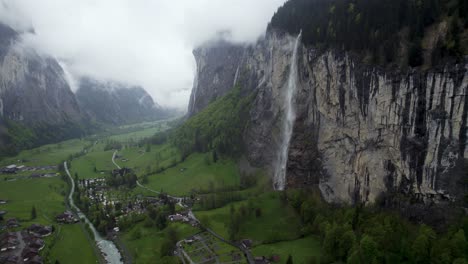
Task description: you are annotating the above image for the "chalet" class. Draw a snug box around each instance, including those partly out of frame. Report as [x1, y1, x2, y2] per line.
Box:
[0, 200, 7, 205]
[0, 165, 17, 174]
[28, 238, 45, 251]
[56, 211, 78, 224]
[0, 236, 18, 252]
[25, 255, 43, 264]
[241, 239, 253, 249]
[6, 218, 19, 228]
[0, 255, 19, 264]
[28, 224, 52, 237]
[22, 247, 39, 262]
[168, 214, 187, 222]
[254, 256, 270, 264]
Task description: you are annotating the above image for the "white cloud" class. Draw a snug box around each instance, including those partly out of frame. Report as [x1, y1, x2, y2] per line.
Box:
[0, 0, 286, 109]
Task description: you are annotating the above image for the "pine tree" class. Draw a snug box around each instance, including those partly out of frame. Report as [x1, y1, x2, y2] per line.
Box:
[31, 206, 37, 220]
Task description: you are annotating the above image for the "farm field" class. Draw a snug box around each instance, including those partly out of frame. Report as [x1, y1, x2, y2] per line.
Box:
[251, 236, 322, 264]
[145, 152, 240, 196]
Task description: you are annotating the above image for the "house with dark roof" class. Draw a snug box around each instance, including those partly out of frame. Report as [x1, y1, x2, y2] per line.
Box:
[27, 224, 52, 238]
[22, 247, 39, 262]
[28, 238, 45, 251]
[56, 211, 78, 224]
[25, 255, 43, 264]
[5, 218, 19, 228]
[0, 255, 19, 264]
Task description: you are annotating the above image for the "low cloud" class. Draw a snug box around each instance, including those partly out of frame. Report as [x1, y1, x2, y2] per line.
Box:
[0, 0, 286, 109]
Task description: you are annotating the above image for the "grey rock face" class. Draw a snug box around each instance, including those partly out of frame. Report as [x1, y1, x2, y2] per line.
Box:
[0, 24, 82, 126]
[187, 40, 245, 116]
[76, 78, 167, 126]
[190, 31, 468, 205]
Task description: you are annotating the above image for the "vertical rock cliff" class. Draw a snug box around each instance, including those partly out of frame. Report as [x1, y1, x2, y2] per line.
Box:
[187, 40, 245, 116]
[189, 31, 468, 207]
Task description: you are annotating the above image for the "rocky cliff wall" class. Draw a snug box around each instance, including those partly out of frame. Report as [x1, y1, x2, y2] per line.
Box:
[0, 24, 82, 126]
[191, 32, 468, 206]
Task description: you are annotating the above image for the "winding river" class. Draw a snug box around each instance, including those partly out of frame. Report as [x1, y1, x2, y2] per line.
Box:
[64, 161, 124, 264]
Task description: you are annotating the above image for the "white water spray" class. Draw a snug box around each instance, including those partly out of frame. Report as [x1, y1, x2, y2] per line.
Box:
[274, 31, 302, 191]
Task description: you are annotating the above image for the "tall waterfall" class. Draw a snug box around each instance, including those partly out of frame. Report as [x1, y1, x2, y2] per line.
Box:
[274, 31, 302, 191]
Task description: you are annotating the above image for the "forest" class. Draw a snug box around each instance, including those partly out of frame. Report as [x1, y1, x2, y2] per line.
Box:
[268, 0, 468, 67]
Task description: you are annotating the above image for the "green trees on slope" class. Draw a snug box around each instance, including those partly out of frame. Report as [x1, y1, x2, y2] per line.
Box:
[269, 0, 467, 67]
[171, 86, 254, 159]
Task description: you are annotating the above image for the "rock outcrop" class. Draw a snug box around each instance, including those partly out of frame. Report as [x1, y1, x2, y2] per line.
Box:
[190, 31, 468, 206]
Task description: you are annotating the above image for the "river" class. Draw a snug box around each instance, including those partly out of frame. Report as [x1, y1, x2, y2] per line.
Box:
[64, 161, 124, 264]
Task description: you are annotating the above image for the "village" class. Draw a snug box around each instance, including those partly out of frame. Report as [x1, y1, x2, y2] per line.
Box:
[0, 195, 80, 264]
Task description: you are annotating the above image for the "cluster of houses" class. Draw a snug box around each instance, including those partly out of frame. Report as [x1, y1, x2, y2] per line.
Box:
[55, 211, 78, 224]
[0, 165, 57, 175]
[168, 212, 198, 227]
[0, 224, 52, 264]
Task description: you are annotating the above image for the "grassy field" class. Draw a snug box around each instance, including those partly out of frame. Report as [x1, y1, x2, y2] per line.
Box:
[48, 224, 100, 264]
[145, 152, 240, 196]
[194, 192, 302, 243]
[0, 138, 90, 167]
[117, 144, 179, 176]
[0, 137, 100, 263]
[70, 150, 114, 179]
[109, 120, 168, 142]
[121, 222, 198, 264]
[0, 174, 99, 263]
[251, 236, 321, 264]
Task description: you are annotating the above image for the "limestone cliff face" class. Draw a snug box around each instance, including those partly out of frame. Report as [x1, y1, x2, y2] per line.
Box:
[187, 40, 245, 116]
[190, 31, 468, 206]
[0, 23, 82, 126]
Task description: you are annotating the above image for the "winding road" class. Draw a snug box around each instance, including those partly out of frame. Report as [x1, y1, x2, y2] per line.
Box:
[112, 150, 254, 264]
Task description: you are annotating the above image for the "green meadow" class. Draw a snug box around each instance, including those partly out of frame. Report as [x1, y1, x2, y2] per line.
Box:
[145, 152, 240, 196]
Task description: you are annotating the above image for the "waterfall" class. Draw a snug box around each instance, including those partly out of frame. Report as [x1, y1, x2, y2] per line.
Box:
[274, 31, 302, 191]
[190, 68, 199, 113]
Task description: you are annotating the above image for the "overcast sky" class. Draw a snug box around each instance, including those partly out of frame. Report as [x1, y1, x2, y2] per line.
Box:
[0, 0, 286, 109]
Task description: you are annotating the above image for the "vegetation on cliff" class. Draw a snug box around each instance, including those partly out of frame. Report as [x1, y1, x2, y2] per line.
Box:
[171, 86, 254, 159]
[269, 0, 468, 67]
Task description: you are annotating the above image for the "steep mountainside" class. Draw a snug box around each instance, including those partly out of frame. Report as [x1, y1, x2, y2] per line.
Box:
[187, 1, 468, 213]
[187, 40, 245, 116]
[0, 23, 86, 155]
[76, 78, 168, 126]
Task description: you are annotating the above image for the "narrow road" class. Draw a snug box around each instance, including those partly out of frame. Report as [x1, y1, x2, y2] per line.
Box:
[112, 151, 121, 169]
[111, 150, 252, 263]
[64, 161, 124, 264]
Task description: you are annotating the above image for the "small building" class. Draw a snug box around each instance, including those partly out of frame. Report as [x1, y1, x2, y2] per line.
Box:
[6, 218, 19, 228]
[56, 211, 78, 224]
[254, 256, 270, 264]
[241, 239, 253, 249]
[25, 255, 43, 264]
[22, 247, 39, 262]
[28, 224, 53, 237]
[28, 238, 45, 251]
[0, 200, 8, 204]
[168, 214, 184, 222]
[0, 237, 18, 252]
[0, 255, 19, 264]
